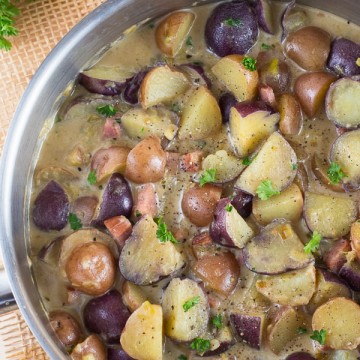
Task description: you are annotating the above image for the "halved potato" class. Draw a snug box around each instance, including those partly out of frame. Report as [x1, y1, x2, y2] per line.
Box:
[256, 264, 316, 306]
[122, 281, 148, 313]
[162, 278, 209, 342]
[229, 102, 279, 157]
[155, 11, 195, 57]
[212, 55, 259, 102]
[178, 86, 222, 140]
[201, 150, 245, 183]
[312, 297, 360, 350]
[140, 65, 190, 108]
[243, 221, 314, 275]
[121, 107, 178, 140]
[119, 215, 185, 285]
[268, 307, 305, 354]
[252, 182, 303, 225]
[304, 192, 357, 239]
[330, 129, 360, 190]
[278, 93, 302, 135]
[120, 301, 163, 360]
[235, 132, 297, 195]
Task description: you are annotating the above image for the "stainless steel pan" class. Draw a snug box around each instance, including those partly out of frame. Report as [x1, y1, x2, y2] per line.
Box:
[1, 0, 359, 358]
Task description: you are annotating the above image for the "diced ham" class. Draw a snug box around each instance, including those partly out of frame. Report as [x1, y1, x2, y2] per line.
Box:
[179, 151, 204, 172]
[259, 84, 277, 110]
[104, 215, 132, 249]
[102, 118, 121, 139]
[323, 238, 351, 273]
[132, 183, 157, 219]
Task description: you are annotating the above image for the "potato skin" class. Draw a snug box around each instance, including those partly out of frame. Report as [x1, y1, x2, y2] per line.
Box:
[49, 311, 83, 349]
[125, 136, 166, 183]
[181, 184, 222, 226]
[71, 334, 107, 360]
[278, 93, 302, 135]
[294, 72, 337, 118]
[285, 26, 331, 71]
[65, 242, 116, 296]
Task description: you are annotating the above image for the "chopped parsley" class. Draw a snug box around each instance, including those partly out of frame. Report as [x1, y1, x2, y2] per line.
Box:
[96, 104, 117, 117]
[186, 36, 193, 46]
[199, 169, 216, 187]
[242, 56, 257, 71]
[190, 338, 211, 353]
[304, 230, 322, 254]
[148, 22, 155, 29]
[178, 355, 187, 360]
[256, 180, 280, 200]
[297, 327, 307, 334]
[225, 204, 233, 212]
[135, 210, 142, 218]
[292, 163, 298, 170]
[183, 296, 200, 312]
[327, 162, 346, 184]
[171, 102, 181, 113]
[155, 217, 178, 244]
[87, 170, 97, 185]
[310, 329, 327, 345]
[223, 17, 242, 27]
[242, 157, 252, 166]
[261, 43, 274, 50]
[68, 213, 82, 231]
[211, 314, 223, 329]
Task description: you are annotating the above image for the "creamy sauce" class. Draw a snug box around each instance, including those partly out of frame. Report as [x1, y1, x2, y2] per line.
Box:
[29, 2, 360, 359]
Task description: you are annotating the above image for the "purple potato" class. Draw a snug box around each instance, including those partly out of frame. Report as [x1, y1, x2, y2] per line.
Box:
[123, 69, 149, 104]
[233, 100, 273, 117]
[318, 267, 348, 286]
[72, 196, 98, 226]
[210, 198, 253, 249]
[255, 0, 274, 34]
[202, 341, 233, 357]
[280, 0, 295, 41]
[219, 93, 238, 123]
[78, 73, 127, 96]
[92, 173, 133, 227]
[231, 190, 253, 218]
[327, 38, 360, 77]
[230, 313, 264, 350]
[179, 64, 212, 88]
[108, 347, 134, 360]
[285, 353, 316, 360]
[38, 236, 64, 265]
[33, 180, 70, 231]
[83, 290, 130, 344]
[205, 1, 259, 57]
[339, 258, 360, 291]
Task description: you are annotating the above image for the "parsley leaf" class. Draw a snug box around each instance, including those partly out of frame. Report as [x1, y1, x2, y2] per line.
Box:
[186, 36, 193, 46]
[68, 213, 82, 231]
[256, 180, 280, 200]
[242, 56, 257, 71]
[223, 18, 242, 27]
[327, 162, 346, 184]
[171, 102, 181, 113]
[242, 157, 252, 166]
[225, 204, 233, 212]
[178, 355, 187, 360]
[304, 230, 322, 254]
[135, 210, 142, 218]
[310, 329, 327, 345]
[87, 170, 97, 185]
[297, 327, 307, 334]
[199, 169, 216, 187]
[183, 296, 200, 312]
[292, 163, 298, 170]
[96, 104, 117, 117]
[190, 338, 211, 353]
[261, 43, 274, 50]
[155, 217, 178, 244]
[211, 314, 223, 329]
[0, 0, 20, 51]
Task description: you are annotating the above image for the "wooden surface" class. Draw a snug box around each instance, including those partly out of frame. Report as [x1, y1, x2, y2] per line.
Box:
[0, 0, 104, 358]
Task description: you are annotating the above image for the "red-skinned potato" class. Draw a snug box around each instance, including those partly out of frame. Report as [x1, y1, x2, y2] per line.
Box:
[323, 239, 351, 273]
[49, 311, 83, 350]
[294, 72, 337, 118]
[72, 196, 98, 226]
[155, 11, 195, 57]
[122, 280, 147, 313]
[278, 93, 302, 135]
[285, 26, 331, 71]
[181, 184, 222, 227]
[71, 334, 107, 360]
[125, 136, 166, 183]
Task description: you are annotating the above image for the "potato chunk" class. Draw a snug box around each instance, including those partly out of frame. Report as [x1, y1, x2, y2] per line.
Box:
[120, 301, 163, 360]
[162, 278, 209, 342]
[312, 297, 360, 350]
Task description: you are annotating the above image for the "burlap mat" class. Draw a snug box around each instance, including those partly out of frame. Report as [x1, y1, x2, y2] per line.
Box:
[0, 0, 105, 358]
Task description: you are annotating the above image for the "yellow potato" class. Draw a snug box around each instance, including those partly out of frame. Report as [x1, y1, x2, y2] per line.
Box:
[155, 11, 195, 57]
[120, 301, 163, 360]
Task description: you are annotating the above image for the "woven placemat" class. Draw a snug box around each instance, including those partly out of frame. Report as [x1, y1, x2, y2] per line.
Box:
[0, 0, 104, 358]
